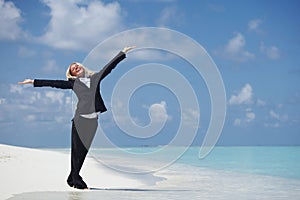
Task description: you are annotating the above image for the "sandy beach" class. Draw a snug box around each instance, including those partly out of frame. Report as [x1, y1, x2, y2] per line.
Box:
[1, 144, 300, 200]
[0, 144, 158, 200]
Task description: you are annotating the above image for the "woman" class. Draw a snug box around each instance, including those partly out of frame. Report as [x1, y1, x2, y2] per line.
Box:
[19, 46, 136, 189]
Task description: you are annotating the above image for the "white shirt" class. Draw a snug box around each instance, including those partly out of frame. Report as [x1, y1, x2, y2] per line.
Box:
[79, 77, 99, 119]
[79, 77, 90, 88]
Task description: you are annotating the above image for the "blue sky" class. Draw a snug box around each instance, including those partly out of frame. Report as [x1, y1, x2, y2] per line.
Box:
[0, 0, 299, 148]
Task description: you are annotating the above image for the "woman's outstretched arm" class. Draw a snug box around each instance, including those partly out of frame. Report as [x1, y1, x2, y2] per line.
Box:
[98, 46, 136, 81]
[18, 79, 74, 89]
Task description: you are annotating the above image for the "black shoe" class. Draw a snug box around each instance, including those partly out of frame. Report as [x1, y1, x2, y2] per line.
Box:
[67, 175, 74, 187]
[73, 178, 88, 189]
[67, 174, 88, 189]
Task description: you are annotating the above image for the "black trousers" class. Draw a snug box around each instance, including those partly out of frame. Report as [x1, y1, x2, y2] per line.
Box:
[68, 116, 98, 188]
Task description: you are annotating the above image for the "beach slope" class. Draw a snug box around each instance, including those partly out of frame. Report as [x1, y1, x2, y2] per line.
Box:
[0, 144, 148, 199]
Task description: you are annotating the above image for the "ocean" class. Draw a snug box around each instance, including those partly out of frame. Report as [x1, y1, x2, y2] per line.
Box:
[7, 146, 300, 200]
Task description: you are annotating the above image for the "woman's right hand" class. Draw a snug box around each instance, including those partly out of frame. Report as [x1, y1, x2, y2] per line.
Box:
[122, 46, 136, 54]
[18, 79, 34, 84]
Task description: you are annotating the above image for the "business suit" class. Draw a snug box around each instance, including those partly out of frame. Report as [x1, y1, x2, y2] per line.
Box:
[33, 51, 126, 189]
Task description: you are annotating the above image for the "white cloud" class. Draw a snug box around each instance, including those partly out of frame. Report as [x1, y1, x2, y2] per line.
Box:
[38, 0, 123, 51]
[182, 108, 199, 128]
[149, 101, 169, 123]
[28, 91, 41, 104]
[42, 59, 61, 73]
[248, 19, 262, 32]
[228, 83, 253, 105]
[157, 6, 183, 27]
[233, 108, 255, 126]
[269, 110, 288, 121]
[0, 98, 6, 104]
[233, 118, 241, 126]
[270, 110, 280, 120]
[55, 116, 66, 123]
[24, 114, 36, 122]
[65, 96, 72, 105]
[246, 111, 255, 122]
[0, 0, 23, 40]
[1, 83, 73, 130]
[256, 99, 266, 106]
[10, 84, 23, 94]
[263, 110, 288, 128]
[220, 32, 255, 62]
[45, 91, 65, 105]
[229, 85, 257, 126]
[260, 42, 281, 60]
[110, 100, 140, 126]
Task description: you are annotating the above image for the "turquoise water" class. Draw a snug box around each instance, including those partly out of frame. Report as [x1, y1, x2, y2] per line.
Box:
[90, 146, 300, 179]
[180, 146, 300, 179]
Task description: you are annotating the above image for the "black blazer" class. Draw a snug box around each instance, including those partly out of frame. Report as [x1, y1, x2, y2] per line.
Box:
[34, 51, 126, 116]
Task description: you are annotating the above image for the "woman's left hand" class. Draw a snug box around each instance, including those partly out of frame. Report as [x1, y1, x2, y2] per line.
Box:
[18, 79, 34, 84]
[122, 46, 136, 54]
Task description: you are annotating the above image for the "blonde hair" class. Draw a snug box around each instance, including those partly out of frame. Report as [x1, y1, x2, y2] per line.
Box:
[66, 62, 95, 79]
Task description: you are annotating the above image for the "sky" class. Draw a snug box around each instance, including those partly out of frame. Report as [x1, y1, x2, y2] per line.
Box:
[0, 0, 299, 148]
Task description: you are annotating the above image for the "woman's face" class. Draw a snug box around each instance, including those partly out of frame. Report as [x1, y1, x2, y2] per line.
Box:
[69, 63, 84, 77]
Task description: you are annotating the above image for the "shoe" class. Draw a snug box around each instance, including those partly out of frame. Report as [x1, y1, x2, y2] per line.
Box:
[73, 179, 88, 189]
[67, 175, 74, 187]
[67, 174, 88, 189]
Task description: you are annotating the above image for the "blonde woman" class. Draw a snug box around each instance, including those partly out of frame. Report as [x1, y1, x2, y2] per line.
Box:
[19, 46, 136, 189]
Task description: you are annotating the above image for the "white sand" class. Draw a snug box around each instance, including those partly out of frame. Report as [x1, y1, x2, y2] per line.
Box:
[0, 144, 156, 200]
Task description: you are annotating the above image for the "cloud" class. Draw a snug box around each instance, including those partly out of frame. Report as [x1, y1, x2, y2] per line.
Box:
[157, 6, 184, 27]
[10, 84, 23, 94]
[110, 100, 140, 126]
[45, 91, 65, 105]
[0, 83, 73, 130]
[24, 114, 37, 122]
[233, 108, 255, 126]
[82, 27, 210, 66]
[228, 83, 253, 105]
[42, 59, 61, 73]
[38, 0, 124, 51]
[112, 100, 170, 125]
[245, 110, 255, 122]
[260, 42, 281, 60]
[264, 109, 288, 128]
[228, 84, 291, 128]
[149, 101, 169, 122]
[248, 19, 262, 32]
[256, 99, 266, 106]
[0, 98, 6, 104]
[182, 108, 199, 128]
[263, 109, 288, 128]
[229, 84, 257, 126]
[269, 110, 288, 121]
[0, 0, 23, 40]
[270, 110, 280, 120]
[233, 118, 241, 126]
[218, 32, 255, 62]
